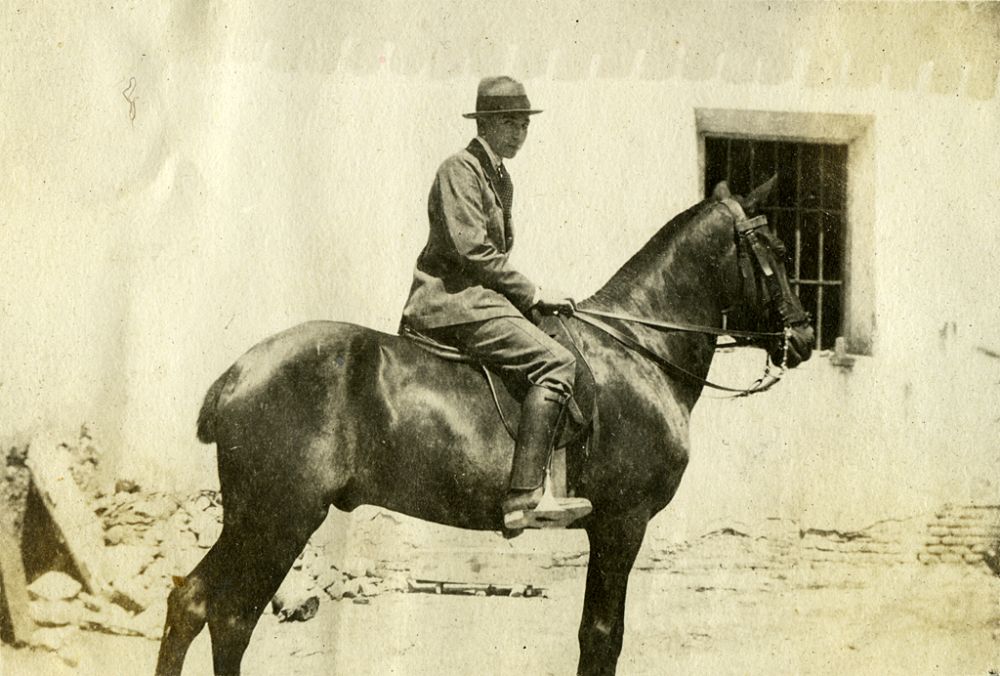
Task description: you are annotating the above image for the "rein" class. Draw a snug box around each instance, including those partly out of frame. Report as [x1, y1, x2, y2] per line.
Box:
[573, 308, 782, 341]
[571, 310, 786, 397]
[566, 198, 794, 397]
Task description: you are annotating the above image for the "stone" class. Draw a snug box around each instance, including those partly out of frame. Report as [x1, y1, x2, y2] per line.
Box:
[313, 564, 343, 590]
[110, 577, 157, 612]
[272, 571, 320, 622]
[31, 599, 85, 627]
[104, 524, 128, 546]
[192, 493, 216, 513]
[188, 510, 222, 547]
[271, 589, 320, 622]
[27, 571, 82, 601]
[132, 600, 168, 638]
[30, 625, 80, 666]
[383, 573, 409, 592]
[323, 579, 353, 601]
[171, 509, 192, 526]
[344, 557, 376, 579]
[77, 592, 110, 613]
[108, 543, 160, 579]
[133, 494, 178, 520]
[115, 479, 140, 494]
[92, 494, 115, 515]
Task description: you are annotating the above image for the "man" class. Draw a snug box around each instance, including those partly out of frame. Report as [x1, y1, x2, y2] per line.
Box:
[400, 76, 592, 530]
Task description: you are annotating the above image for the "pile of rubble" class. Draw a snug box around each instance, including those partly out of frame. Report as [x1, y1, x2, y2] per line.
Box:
[94, 483, 405, 623]
[1, 429, 415, 660]
[93, 487, 222, 611]
[25, 569, 156, 660]
[271, 549, 409, 622]
[2, 429, 559, 667]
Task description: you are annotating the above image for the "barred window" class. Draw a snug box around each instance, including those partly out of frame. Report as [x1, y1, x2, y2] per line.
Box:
[704, 137, 848, 351]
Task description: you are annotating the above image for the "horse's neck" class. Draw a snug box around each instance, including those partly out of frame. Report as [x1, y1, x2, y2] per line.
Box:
[583, 205, 731, 383]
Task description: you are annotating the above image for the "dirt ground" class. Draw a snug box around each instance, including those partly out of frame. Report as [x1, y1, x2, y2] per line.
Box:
[4, 530, 998, 676]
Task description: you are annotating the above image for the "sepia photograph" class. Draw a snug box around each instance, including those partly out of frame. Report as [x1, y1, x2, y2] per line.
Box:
[2, 1, 999, 674]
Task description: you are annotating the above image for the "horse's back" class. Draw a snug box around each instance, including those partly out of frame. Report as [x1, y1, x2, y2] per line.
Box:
[202, 318, 497, 447]
[199, 320, 511, 528]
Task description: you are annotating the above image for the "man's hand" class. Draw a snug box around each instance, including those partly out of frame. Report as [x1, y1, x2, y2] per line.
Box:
[533, 288, 576, 315]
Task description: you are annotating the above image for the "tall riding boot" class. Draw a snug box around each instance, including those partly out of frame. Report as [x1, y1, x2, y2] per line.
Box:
[502, 386, 592, 530]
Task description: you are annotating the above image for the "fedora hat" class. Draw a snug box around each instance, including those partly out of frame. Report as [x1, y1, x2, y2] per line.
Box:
[462, 76, 543, 119]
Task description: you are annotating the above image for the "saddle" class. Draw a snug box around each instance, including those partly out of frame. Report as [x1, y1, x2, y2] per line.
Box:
[400, 315, 598, 495]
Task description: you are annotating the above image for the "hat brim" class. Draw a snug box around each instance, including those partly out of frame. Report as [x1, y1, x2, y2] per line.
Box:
[462, 109, 543, 119]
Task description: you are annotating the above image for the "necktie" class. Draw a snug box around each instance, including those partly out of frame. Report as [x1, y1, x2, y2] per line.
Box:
[496, 162, 513, 224]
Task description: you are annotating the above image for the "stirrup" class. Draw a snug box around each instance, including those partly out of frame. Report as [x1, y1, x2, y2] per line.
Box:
[503, 474, 592, 530]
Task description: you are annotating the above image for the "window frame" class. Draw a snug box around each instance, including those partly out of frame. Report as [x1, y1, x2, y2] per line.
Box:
[696, 108, 875, 355]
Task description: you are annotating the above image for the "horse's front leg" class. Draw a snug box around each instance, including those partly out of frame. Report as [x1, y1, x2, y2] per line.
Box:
[577, 507, 650, 676]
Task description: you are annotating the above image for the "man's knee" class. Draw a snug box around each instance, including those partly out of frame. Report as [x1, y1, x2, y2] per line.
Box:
[551, 341, 575, 371]
[538, 342, 576, 394]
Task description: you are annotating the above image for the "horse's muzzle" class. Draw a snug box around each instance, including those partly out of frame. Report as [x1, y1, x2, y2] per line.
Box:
[777, 323, 815, 369]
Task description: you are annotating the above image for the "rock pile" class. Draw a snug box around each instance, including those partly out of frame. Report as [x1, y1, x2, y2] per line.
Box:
[91, 488, 223, 611]
[93, 485, 404, 621]
[270, 547, 408, 621]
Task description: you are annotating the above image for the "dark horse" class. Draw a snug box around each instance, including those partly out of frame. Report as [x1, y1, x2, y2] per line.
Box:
[156, 178, 813, 675]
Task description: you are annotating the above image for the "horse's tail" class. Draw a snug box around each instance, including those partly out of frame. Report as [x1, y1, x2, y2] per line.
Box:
[197, 367, 232, 444]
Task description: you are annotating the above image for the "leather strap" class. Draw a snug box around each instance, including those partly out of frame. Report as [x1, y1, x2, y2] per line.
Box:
[571, 311, 782, 396]
[574, 308, 782, 340]
[482, 367, 517, 439]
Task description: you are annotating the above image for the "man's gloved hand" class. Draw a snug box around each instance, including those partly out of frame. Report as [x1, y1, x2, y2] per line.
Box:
[533, 287, 576, 315]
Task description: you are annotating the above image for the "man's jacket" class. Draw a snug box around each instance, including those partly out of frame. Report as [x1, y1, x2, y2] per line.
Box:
[400, 139, 537, 330]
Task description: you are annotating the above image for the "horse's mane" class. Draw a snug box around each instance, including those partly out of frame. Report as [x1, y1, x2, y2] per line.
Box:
[588, 198, 719, 308]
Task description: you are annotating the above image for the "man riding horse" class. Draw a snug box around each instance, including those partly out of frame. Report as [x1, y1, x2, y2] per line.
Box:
[399, 76, 592, 530]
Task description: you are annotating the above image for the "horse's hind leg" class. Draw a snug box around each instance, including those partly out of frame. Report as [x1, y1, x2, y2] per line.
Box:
[156, 540, 230, 675]
[206, 500, 328, 675]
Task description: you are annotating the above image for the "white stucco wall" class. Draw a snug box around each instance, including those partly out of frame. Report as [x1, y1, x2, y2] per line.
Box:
[3, 2, 998, 532]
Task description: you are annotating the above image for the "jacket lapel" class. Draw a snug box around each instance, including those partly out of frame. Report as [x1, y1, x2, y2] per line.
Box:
[466, 139, 503, 204]
[466, 139, 512, 251]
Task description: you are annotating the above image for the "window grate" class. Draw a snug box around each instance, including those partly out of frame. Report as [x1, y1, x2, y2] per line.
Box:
[704, 136, 847, 350]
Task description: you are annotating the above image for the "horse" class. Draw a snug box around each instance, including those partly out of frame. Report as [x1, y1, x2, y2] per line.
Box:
[155, 177, 814, 676]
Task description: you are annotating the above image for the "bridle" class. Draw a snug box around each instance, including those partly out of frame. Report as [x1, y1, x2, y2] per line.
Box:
[569, 198, 808, 397]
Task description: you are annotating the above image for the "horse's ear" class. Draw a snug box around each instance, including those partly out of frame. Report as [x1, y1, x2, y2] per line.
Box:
[743, 174, 777, 213]
[711, 181, 731, 200]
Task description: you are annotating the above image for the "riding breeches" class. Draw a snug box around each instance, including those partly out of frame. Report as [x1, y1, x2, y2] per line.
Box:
[422, 316, 576, 398]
